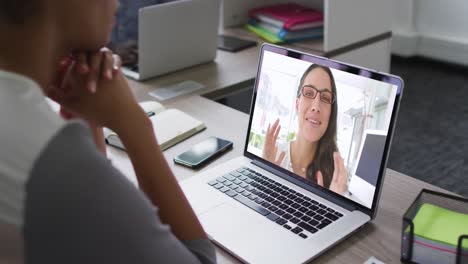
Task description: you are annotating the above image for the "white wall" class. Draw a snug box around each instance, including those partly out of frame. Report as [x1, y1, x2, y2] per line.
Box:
[392, 0, 468, 66]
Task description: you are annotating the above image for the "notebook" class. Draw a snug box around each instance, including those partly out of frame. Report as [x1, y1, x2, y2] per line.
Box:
[104, 101, 206, 151]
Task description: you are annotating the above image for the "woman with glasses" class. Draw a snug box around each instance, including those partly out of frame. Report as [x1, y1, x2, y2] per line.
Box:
[262, 64, 348, 195]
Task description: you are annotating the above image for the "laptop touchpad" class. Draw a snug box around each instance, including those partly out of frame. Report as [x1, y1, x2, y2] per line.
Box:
[199, 203, 296, 263]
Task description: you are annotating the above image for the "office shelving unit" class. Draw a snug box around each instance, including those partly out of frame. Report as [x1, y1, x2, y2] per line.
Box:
[221, 0, 393, 72]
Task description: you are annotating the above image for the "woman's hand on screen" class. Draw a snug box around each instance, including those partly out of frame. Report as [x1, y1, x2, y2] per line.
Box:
[262, 118, 286, 166]
[316, 152, 348, 194]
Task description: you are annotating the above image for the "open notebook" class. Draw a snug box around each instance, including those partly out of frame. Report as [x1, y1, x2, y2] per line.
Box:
[104, 101, 206, 151]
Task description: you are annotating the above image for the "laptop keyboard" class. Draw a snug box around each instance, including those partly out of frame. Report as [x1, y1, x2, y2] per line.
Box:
[208, 167, 344, 239]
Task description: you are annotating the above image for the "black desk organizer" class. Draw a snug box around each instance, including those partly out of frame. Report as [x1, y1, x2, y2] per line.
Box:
[401, 189, 468, 264]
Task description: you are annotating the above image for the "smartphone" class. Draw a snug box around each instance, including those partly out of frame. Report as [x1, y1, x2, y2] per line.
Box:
[217, 35, 257, 52]
[174, 137, 233, 169]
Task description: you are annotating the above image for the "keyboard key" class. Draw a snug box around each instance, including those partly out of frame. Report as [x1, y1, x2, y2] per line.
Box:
[213, 183, 224, 189]
[235, 168, 244, 173]
[309, 205, 319, 211]
[234, 195, 270, 216]
[223, 181, 233, 187]
[230, 172, 241, 178]
[326, 208, 335, 213]
[296, 193, 305, 198]
[286, 208, 296, 214]
[208, 180, 218, 186]
[225, 190, 237, 197]
[236, 188, 245, 193]
[299, 233, 308, 239]
[270, 192, 279, 198]
[317, 209, 327, 215]
[251, 189, 259, 194]
[239, 175, 248, 181]
[287, 194, 297, 200]
[254, 198, 264, 204]
[294, 197, 304, 203]
[318, 204, 326, 209]
[291, 203, 301, 209]
[298, 206, 308, 213]
[303, 196, 312, 202]
[284, 199, 293, 205]
[244, 178, 253, 184]
[223, 174, 235, 181]
[324, 213, 339, 221]
[301, 215, 311, 222]
[239, 182, 248, 188]
[248, 194, 257, 200]
[335, 212, 343, 217]
[308, 219, 319, 226]
[291, 227, 303, 234]
[310, 200, 318, 205]
[262, 202, 271, 208]
[283, 213, 293, 220]
[306, 211, 316, 217]
[268, 205, 278, 212]
[234, 179, 242, 185]
[283, 224, 292, 230]
[293, 211, 304, 218]
[302, 201, 312, 207]
[316, 222, 329, 230]
[230, 184, 239, 190]
[219, 186, 230, 193]
[258, 193, 268, 199]
[277, 196, 286, 201]
[276, 218, 288, 225]
[291, 217, 300, 224]
[276, 209, 285, 216]
[242, 190, 251, 196]
[280, 190, 290, 196]
[313, 215, 324, 221]
[279, 204, 288, 210]
[216, 177, 227, 183]
[267, 213, 280, 221]
[298, 222, 318, 234]
[245, 185, 254, 191]
[272, 200, 281, 206]
[242, 171, 250, 176]
[322, 219, 332, 225]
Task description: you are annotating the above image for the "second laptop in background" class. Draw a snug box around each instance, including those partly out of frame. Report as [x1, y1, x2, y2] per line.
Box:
[123, 0, 220, 81]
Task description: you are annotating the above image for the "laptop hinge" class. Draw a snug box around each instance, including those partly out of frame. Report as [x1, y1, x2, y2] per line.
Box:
[251, 159, 357, 212]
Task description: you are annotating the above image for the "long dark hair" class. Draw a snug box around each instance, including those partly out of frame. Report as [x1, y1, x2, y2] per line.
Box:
[296, 64, 338, 188]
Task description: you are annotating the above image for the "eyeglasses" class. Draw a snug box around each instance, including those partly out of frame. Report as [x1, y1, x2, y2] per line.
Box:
[301, 85, 335, 104]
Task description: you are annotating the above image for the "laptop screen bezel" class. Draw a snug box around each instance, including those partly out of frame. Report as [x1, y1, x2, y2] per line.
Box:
[243, 44, 404, 218]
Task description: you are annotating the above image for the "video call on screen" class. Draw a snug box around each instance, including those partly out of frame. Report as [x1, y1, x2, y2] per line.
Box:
[247, 51, 398, 208]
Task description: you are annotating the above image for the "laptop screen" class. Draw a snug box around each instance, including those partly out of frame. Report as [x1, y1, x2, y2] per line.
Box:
[245, 46, 403, 210]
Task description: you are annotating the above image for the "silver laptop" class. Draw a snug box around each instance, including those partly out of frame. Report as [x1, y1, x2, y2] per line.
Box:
[181, 44, 404, 263]
[123, 0, 220, 81]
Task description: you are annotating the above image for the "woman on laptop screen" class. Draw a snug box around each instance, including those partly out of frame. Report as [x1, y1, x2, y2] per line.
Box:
[262, 64, 349, 195]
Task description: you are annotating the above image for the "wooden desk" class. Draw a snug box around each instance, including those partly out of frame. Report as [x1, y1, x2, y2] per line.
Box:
[108, 92, 453, 264]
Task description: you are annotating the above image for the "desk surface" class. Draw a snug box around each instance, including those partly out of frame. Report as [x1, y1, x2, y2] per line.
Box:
[108, 90, 452, 263]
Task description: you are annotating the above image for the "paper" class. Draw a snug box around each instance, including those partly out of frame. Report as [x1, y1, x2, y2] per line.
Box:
[149, 80, 205, 101]
[411, 203, 468, 247]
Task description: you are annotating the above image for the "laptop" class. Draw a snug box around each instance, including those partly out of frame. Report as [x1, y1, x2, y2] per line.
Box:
[181, 44, 404, 263]
[122, 0, 220, 81]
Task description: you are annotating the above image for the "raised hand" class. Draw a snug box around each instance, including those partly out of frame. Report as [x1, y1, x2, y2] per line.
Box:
[316, 152, 349, 194]
[262, 118, 286, 166]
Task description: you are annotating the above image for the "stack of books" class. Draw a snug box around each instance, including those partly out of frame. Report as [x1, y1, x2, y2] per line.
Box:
[246, 3, 324, 44]
[407, 203, 468, 264]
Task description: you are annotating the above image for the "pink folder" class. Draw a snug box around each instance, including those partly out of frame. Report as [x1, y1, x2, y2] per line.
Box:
[249, 3, 324, 31]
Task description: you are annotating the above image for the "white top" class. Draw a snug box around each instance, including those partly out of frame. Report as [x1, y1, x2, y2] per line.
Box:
[278, 142, 293, 172]
[0, 70, 65, 227]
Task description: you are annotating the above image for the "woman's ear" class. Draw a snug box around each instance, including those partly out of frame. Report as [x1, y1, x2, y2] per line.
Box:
[295, 98, 299, 112]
